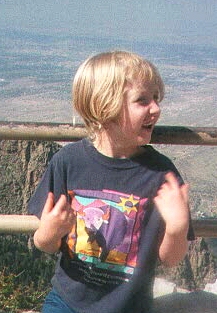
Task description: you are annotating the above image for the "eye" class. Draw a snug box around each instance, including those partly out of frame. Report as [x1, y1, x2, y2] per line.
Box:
[136, 97, 149, 105]
[153, 93, 159, 103]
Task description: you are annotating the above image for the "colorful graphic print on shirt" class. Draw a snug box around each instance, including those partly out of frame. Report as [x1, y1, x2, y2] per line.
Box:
[65, 189, 149, 281]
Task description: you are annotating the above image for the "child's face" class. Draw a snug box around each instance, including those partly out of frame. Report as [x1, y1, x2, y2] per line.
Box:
[105, 79, 161, 155]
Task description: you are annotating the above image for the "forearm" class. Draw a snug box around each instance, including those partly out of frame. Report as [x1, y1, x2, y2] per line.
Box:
[159, 230, 189, 267]
[33, 228, 62, 254]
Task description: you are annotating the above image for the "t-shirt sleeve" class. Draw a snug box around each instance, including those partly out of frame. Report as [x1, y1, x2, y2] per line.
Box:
[27, 153, 67, 218]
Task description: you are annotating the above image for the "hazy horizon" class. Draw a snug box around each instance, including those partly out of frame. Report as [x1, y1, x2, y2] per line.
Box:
[0, 29, 216, 127]
[1, 0, 217, 48]
[0, 1, 217, 126]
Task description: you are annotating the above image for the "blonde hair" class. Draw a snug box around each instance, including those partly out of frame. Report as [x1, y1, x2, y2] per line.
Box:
[72, 51, 164, 135]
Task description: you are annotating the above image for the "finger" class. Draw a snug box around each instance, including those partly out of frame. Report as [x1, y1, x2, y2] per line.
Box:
[180, 183, 189, 204]
[43, 192, 55, 213]
[53, 194, 70, 213]
[164, 172, 179, 188]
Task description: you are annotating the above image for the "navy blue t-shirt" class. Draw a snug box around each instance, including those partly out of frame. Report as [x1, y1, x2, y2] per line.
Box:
[28, 138, 194, 313]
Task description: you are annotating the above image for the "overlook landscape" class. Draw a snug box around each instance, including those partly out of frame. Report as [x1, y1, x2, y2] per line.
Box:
[0, 28, 217, 218]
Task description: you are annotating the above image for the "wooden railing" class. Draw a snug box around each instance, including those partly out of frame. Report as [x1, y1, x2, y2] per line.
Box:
[0, 121, 217, 145]
[1, 121, 217, 236]
[0, 214, 217, 237]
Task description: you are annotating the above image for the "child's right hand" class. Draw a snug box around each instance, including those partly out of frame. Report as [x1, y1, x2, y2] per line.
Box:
[33, 192, 75, 254]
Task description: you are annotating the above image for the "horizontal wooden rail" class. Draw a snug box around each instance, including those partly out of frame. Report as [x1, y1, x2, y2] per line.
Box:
[193, 219, 217, 238]
[0, 121, 87, 142]
[0, 121, 217, 145]
[0, 215, 39, 234]
[0, 215, 217, 237]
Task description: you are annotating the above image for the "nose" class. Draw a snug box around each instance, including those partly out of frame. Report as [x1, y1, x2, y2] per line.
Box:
[149, 100, 160, 115]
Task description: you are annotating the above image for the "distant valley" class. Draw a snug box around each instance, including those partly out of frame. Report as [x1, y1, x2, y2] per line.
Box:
[0, 29, 217, 217]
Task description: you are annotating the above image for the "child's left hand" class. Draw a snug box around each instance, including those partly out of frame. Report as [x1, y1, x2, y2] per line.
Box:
[153, 172, 189, 237]
[153, 172, 190, 266]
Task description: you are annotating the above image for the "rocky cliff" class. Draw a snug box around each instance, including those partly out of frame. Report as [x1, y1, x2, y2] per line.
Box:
[0, 140, 61, 214]
[157, 238, 217, 290]
[0, 140, 61, 311]
[0, 139, 217, 291]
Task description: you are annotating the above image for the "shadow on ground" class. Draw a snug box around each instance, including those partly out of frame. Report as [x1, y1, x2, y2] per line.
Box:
[153, 291, 217, 313]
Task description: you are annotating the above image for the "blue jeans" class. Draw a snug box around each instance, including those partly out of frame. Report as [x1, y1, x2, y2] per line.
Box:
[42, 288, 78, 313]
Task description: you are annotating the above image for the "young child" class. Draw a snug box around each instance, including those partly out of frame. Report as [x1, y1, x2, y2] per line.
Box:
[28, 51, 194, 313]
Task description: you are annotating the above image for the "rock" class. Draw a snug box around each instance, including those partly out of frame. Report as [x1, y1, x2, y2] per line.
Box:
[0, 140, 61, 214]
[156, 237, 217, 290]
[205, 238, 217, 258]
[153, 277, 177, 298]
[188, 238, 217, 288]
[0, 140, 60, 312]
[153, 291, 217, 313]
[205, 279, 217, 294]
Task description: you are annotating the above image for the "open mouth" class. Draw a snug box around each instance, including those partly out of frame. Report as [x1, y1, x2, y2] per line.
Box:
[142, 123, 153, 130]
